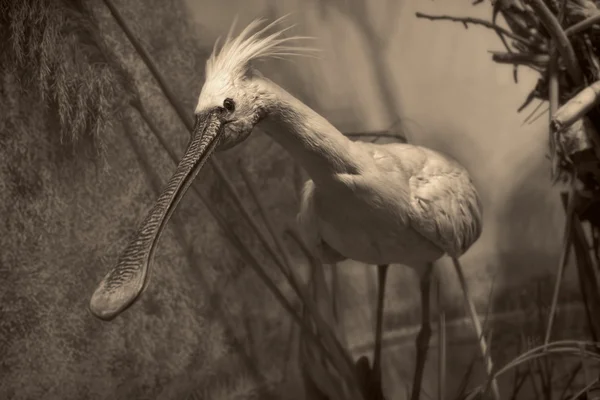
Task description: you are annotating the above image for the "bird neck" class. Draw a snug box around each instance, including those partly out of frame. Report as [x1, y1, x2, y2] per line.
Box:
[257, 78, 359, 185]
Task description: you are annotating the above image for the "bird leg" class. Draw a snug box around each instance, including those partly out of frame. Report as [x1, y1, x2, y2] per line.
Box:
[410, 263, 433, 400]
[451, 257, 500, 400]
[371, 263, 389, 398]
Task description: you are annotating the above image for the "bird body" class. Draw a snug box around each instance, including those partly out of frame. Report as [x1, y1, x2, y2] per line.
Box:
[297, 141, 482, 268]
[253, 74, 494, 400]
[257, 77, 483, 269]
[89, 16, 496, 400]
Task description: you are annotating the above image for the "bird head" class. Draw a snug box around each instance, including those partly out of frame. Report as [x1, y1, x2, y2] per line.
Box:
[194, 15, 314, 150]
[89, 16, 314, 320]
[194, 64, 264, 151]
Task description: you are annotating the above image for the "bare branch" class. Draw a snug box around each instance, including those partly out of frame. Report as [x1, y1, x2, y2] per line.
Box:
[524, 0, 583, 85]
[415, 12, 532, 45]
[490, 51, 550, 66]
[492, 6, 515, 53]
[552, 80, 600, 133]
[565, 12, 600, 36]
[518, 91, 540, 113]
[236, 160, 296, 284]
[544, 183, 574, 346]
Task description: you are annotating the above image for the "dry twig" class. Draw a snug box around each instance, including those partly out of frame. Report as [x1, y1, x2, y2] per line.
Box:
[565, 12, 600, 36]
[524, 0, 584, 84]
[437, 277, 446, 400]
[415, 12, 532, 45]
[552, 81, 600, 133]
[491, 51, 550, 66]
[544, 182, 575, 346]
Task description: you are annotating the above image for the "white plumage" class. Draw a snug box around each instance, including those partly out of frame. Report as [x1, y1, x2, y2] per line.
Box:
[90, 15, 497, 400]
[190, 17, 496, 399]
[296, 142, 483, 267]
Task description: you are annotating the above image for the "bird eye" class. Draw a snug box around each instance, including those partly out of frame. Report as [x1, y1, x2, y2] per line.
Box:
[223, 98, 235, 112]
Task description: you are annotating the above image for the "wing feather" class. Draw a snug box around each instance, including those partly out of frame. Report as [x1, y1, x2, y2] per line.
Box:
[408, 157, 483, 257]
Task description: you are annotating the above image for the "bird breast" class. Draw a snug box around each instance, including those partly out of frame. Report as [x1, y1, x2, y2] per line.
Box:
[300, 177, 445, 267]
[316, 189, 446, 266]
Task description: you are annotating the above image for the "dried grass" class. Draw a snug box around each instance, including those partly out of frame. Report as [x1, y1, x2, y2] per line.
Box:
[0, 0, 135, 151]
[4, 0, 600, 399]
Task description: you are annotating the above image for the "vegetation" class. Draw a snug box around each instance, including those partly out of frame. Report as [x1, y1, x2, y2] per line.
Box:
[2, 0, 600, 399]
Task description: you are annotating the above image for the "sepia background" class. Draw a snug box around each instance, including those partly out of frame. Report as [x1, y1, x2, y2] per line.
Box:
[0, 0, 585, 399]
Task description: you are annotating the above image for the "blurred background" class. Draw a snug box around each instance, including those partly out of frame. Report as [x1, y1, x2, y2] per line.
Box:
[0, 0, 587, 399]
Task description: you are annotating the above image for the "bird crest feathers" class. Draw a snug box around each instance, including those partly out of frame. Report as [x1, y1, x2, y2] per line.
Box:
[205, 15, 317, 81]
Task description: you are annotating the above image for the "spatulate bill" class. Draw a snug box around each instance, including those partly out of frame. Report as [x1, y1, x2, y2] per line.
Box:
[89, 110, 225, 320]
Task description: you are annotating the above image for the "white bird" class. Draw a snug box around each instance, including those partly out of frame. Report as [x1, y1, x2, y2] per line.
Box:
[90, 16, 498, 400]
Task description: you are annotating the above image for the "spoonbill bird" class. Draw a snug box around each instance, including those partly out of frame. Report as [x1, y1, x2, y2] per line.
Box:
[90, 16, 497, 400]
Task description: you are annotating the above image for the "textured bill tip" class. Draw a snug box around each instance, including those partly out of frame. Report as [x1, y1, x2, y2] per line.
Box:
[88, 273, 146, 321]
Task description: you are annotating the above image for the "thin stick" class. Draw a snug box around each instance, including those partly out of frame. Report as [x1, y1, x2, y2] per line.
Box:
[210, 204, 362, 397]
[281, 319, 296, 385]
[552, 81, 600, 133]
[544, 184, 575, 346]
[549, 46, 560, 179]
[570, 214, 600, 342]
[491, 6, 514, 53]
[453, 275, 496, 400]
[451, 257, 500, 400]
[411, 264, 433, 400]
[465, 343, 600, 400]
[372, 264, 389, 381]
[331, 263, 341, 323]
[522, 100, 545, 124]
[524, 0, 583, 85]
[568, 377, 599, 400]
[544, 42, 571, 346]
[283, 228, 357, 377]
[415, 12, 531, 45]
[559, 362, 583, 400]
[510, 373, 529, 400]
[236, 160, 294, 279]
[565, 13, 600, 37]
[453, 351, 479, 400]
[490, 51, 550, 66]
[364, 262, 378, 329]
[526, 347, 544, 400]
[518, 89, 538, 114]
[580, 342, 591, 398]
[494, 341, 600, 379]
[284, 229, 332, 304]
[528, 106, 551, 126]
[437, 277, 446, 400]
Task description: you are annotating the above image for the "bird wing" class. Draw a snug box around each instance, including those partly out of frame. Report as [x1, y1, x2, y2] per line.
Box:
[405, 149, 483, 257]
[359, 142, 483, 257]
[296, 179, 347, 264]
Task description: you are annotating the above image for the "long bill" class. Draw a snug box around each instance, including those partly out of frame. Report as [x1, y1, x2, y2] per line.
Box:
[89, 110, 225, 321]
